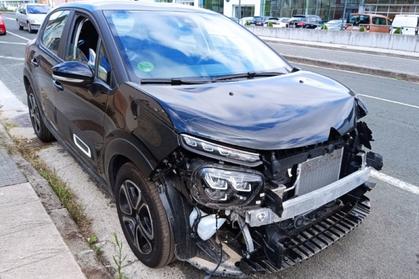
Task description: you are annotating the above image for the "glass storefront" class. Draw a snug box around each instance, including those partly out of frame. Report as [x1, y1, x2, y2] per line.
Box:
[266, 0, 361, 21]
[157, 0, 418, 19]
[265, 0, 419, 20]
[363, 0, 419, 18]
[201, 0, 224, 13]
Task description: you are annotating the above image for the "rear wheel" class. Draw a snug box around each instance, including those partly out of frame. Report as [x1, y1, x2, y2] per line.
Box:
[27, 87, 55, 142]
[114, 163, 175, 268]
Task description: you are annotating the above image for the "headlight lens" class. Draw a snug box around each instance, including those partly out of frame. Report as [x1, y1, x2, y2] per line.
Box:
[191, 167, 264, 209]
[181, 134, 261, 166]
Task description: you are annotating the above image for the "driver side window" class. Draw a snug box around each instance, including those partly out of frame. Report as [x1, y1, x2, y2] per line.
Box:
[66, 17, 99, 66]
[66, 15, 112, 86]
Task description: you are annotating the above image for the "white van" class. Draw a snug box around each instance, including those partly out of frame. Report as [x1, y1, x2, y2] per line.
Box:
[391, 15, 419, 35]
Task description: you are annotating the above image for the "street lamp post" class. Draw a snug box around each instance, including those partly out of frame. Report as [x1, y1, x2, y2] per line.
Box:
[342, 0, 348, 30]
[238, 0, 241, 19]
[305, 0, 309, 15]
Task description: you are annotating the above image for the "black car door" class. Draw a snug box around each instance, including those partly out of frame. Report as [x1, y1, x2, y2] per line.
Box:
[31, 10, 71, 129]
[53, 13, 111, 170]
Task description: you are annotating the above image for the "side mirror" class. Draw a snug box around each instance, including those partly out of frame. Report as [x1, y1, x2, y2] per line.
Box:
[52, 61, 94, 85]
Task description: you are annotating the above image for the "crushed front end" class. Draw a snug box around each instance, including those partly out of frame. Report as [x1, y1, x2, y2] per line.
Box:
[154, 119, 383, 277]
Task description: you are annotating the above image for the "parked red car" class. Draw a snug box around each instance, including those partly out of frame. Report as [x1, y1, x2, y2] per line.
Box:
[0, 15, 6, 35]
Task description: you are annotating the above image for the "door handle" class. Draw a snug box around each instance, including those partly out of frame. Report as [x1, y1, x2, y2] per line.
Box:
[31, 57, 39, 67]
[53, 79, 63, 91]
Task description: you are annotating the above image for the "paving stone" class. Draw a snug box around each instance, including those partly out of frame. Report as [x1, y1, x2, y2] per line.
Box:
[0, 182, 86, 279]
[0, 148, 27, 187]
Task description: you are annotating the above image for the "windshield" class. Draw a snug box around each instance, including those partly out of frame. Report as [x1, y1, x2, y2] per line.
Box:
[105, 10, 290, 81]
[27, 5, 49, 14]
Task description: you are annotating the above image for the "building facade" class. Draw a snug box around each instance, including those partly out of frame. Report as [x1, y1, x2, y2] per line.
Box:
[222, 0, 419, 19]
[2, 0, 418, 19]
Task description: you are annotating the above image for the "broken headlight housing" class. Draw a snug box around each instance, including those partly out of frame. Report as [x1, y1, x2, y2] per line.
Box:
[190, 166, 264, 209]
[180, 134, 262, 167]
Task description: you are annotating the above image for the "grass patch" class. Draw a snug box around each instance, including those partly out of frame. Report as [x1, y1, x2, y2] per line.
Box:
[4, 121, 17, 131]
[112, 233, 128, 279]
[9, 137, 91, 234]
[88, 234, 104, 258]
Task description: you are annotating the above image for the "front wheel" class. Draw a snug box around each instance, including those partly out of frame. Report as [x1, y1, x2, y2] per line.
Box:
[114, 163, 175, 268]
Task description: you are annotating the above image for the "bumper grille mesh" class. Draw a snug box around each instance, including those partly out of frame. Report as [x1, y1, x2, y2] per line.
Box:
[241, 200, 370, 273]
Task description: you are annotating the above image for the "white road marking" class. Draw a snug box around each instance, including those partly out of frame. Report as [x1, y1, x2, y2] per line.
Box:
[0, 55, 24, 61]
[4, 17, 16, 21]
[0, 41, 26, 46]
[6, 31, 30, 42]
[371, 170, 419, 195]
[358, 94, 419, 110]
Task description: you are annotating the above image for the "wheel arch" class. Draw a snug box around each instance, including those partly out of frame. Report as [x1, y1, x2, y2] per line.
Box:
[104, 137, 158, 192]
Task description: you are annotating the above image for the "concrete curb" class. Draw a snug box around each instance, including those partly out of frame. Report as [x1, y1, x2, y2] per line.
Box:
[284, 55, 419, 83]
[262, 37, 419, 60]
[0, 93, 112, 278]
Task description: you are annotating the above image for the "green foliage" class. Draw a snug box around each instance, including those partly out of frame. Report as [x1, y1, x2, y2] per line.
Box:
[112, 233, 127, 279]
[268, 22, 274, 28]
[393, 27, 402, 34]
[321, 24, 328, 30]
[359, 26, 366, 32]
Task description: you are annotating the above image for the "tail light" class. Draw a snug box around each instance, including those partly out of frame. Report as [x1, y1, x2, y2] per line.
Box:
[297, 21, 305, 26]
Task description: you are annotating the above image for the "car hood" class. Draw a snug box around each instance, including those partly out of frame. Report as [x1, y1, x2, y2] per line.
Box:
[140, 71, 358, 150]
[27, 14, 46, 23]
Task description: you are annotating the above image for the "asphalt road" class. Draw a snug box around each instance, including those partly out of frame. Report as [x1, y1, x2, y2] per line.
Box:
[267, 41, 419, 77]
[0, 13, 418, 279]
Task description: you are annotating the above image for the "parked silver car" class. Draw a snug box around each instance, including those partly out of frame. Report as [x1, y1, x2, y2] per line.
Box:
[16, 4, 49, 33]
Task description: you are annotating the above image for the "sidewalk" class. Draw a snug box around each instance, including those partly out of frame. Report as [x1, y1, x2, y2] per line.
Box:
[0, 132, 86, 278]
[264, 38, 419, 83]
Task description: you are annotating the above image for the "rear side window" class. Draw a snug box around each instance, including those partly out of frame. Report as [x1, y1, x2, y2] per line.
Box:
[373, 17, 387, 25]
[41, 10, 70, 55]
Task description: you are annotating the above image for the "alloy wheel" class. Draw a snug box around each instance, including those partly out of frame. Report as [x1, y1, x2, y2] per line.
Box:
[28, 93, 41, 135]
[119, 179, 154, 255]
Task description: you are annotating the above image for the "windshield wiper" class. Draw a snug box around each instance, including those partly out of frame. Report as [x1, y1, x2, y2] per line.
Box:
[211, 71, 284, 81]
[140, 78, 210, 85]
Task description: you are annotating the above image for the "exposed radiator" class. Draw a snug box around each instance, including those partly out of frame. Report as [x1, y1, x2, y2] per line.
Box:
[294, 148, 343, 196]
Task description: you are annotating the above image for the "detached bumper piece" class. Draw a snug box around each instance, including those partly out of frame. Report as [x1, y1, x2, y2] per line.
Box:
[240, 198, 370, 274]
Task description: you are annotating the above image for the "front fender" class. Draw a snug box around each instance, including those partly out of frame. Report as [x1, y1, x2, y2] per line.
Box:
[104, 134, 158, 188]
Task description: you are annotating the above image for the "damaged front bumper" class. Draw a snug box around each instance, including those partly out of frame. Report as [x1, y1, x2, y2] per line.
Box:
[245, 166, 372, 227]
[157, 122, 382, 277]
[183, 167, 374, 277]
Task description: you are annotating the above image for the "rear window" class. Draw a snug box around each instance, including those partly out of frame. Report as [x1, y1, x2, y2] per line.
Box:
[349, 15, 369, 26]
[373, 17, 387, 25]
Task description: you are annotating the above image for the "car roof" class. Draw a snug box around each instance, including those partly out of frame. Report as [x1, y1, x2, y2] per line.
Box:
[58, 1, 213, 14]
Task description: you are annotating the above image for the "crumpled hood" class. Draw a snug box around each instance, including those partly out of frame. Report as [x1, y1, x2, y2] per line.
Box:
[141, 71, 358, 150]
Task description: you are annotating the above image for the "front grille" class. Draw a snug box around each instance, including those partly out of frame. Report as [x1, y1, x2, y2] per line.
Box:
[294, 148, 343, 196]
[240, 198, 370, 273]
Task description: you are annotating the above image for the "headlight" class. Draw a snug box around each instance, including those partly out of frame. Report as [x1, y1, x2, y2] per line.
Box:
[180, 134, 261, 166]
[190, 166, 264, 209]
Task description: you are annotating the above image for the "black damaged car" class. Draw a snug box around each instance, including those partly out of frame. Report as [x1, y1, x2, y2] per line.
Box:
[24, 1, 383, 276]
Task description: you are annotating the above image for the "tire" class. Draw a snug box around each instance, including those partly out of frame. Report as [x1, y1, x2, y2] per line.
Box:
[27, 87, 55, 142]
[18, 23, 23, 30]
[114, 163, 175, 268]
